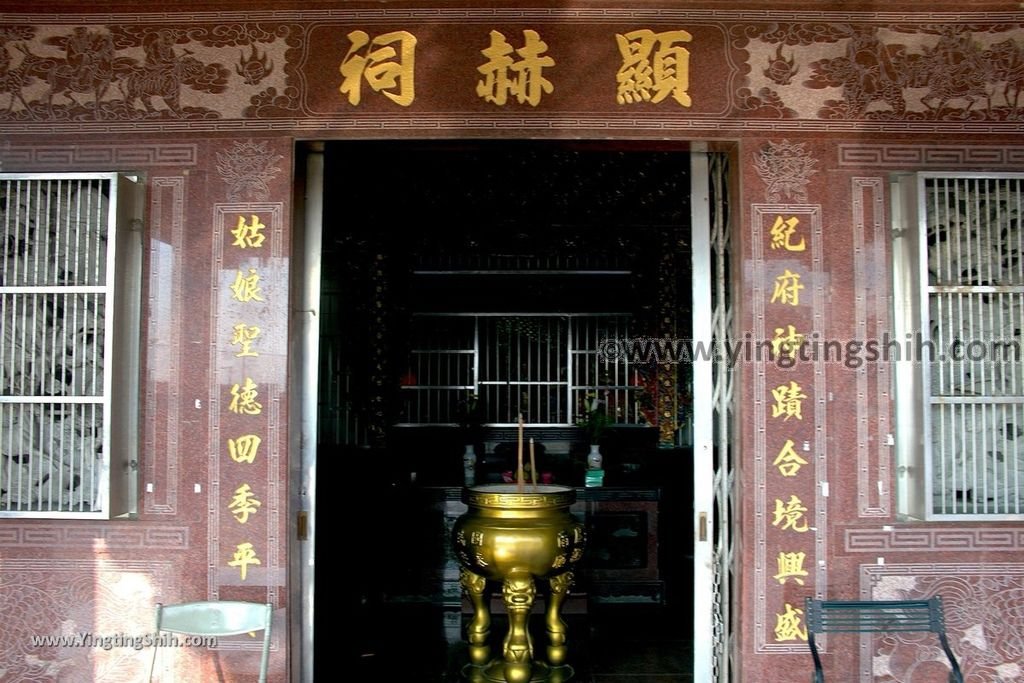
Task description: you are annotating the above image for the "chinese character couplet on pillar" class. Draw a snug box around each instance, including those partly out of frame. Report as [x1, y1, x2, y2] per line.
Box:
[764, 210, 816, 644]
[222, 211, 272, 582]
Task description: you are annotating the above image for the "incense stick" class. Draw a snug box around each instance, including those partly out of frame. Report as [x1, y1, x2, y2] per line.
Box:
[517, 413, 524, 493]
[529, 437, 537, 489]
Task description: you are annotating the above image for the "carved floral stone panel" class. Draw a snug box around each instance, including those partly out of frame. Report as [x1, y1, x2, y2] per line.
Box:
[0, 16, 1021, 126]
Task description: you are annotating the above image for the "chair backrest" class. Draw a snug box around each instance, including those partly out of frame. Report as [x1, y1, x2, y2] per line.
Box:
[804, 597, 963, 683]
[148, 601, 272, 683]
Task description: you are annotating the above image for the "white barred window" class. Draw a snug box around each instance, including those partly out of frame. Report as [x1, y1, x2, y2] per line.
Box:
[893, 172, 1024, 520]
[0, 172, 143, 518]
[399, 314, 644, 427]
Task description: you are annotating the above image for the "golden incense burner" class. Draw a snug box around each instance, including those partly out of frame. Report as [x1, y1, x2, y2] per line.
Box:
[453, 483, 586, 682]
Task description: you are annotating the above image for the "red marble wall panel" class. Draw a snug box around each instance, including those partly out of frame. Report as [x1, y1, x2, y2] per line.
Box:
[737, 136, 1024, 682]
[0, 136, 292, 681]
[1, 4, 1024, 682]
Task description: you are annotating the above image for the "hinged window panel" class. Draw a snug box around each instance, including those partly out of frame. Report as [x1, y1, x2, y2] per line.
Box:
[897, 172, 1024, 520]
[0, 172, 142, 519]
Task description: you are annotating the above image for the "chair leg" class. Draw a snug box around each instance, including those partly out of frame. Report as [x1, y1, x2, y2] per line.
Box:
[148, 634, 160, 681]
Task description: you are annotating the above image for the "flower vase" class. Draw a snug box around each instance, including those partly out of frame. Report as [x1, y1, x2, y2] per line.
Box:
[463, 444, 477, 487]
[587, 444, 603, 470]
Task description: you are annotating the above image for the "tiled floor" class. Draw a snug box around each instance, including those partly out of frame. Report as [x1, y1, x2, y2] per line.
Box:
[575, 604, 694, 682]
[347, 601, 694, 682]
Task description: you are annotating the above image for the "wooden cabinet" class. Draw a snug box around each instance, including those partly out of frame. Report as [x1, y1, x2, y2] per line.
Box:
[579, 489, 663, 604]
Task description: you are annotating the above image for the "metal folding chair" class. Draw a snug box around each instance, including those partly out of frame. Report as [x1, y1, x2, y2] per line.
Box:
[147, 600, 272, 683]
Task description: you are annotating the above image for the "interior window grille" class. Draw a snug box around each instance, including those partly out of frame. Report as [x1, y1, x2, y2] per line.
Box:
[400, 313, 644, 427]
[0, 172, 142, 518]
[894, 172, 1024, 520]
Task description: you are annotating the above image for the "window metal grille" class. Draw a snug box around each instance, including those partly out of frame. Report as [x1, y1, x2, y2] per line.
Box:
[0, 172, 141, 518]
[400, 313, 645, 427]
[922, 174, 1024, 517]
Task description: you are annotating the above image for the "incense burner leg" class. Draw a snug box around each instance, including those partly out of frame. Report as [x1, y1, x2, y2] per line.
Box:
[501, 570, 536, 683]
[545, 571, 574, 666]
[461, 568, 491, 666]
